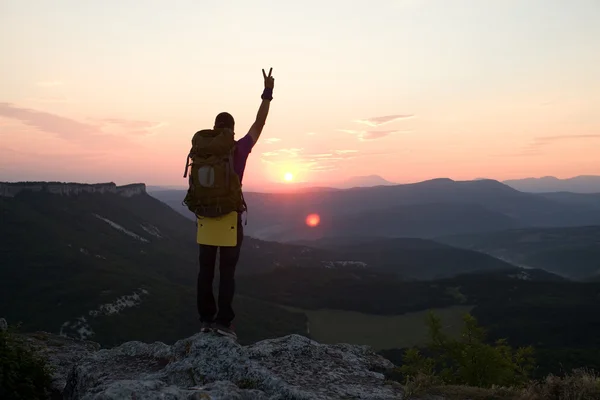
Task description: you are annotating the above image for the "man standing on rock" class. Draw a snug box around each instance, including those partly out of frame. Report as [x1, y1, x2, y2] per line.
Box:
[196, 68, 274, 339]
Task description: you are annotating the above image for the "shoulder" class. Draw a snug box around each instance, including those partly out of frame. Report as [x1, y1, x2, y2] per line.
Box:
[235, 133, 255, 156]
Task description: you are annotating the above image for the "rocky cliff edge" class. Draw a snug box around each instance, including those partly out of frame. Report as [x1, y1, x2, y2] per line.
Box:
[20, 328, 405, 400]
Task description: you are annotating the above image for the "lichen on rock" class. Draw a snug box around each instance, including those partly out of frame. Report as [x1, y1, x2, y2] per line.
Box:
[59, 333, 403, 399]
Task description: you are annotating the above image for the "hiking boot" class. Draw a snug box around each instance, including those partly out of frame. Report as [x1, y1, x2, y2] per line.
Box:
[200, 321, 213, 333]
[215, 323, 237, 340]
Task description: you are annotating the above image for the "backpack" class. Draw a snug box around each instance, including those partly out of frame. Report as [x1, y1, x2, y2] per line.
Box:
[182, 128, 246, 218]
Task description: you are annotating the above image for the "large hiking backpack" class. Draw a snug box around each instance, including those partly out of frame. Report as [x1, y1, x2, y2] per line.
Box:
[183, 128, 246, 218]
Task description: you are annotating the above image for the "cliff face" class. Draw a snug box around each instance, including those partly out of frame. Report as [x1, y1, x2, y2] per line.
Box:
[0, 182, 146, 197]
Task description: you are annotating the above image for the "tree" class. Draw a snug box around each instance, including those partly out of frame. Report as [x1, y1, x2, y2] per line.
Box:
[0, 323, 53, 400]
[399, 311, 535, 388]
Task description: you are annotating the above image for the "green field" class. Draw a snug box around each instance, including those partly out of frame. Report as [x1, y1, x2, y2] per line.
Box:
[280, 305, 474, 350]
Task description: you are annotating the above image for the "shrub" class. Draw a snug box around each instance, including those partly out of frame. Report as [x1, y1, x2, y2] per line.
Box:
[399, 311, 535, 388]
[0, 323, 54, 400]
[520, 368, 600, 400]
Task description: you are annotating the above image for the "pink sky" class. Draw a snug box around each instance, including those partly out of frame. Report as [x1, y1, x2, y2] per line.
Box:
[1, 0, 599, 190]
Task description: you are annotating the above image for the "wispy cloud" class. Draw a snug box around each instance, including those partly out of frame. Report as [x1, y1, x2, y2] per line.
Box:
[306, 132, 317, 136]
[339, 128, 406, 141]
[525, 134, 600, 152]
[338, 129, 363, 134]
[36, 80, 63, 87]
[498, 134, 600, 157]
[279, 148, 304, 157]
[0, 103, 135, 149]
[354, 114, 414, 127]
[360, 130, 400, 140]
[259, 147, 389, 173]
[99, 118, 167, 136]
[265, 137, 282, 144]
[334, 149, 358, 154]
[261, 151, 280, 157]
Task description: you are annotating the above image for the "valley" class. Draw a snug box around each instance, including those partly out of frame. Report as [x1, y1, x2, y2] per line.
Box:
[2, 179, 600, 382]
[279, 304, 473, 351]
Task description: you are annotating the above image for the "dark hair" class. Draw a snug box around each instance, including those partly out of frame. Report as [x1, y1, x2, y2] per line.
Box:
[214, 112, 235, 130]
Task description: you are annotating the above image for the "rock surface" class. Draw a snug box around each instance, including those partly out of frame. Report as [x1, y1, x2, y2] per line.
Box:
[60, 333, 404, 400]
[20, 331, 101, 398]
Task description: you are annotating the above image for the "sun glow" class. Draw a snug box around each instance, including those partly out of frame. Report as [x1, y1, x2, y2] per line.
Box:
[305, 213, 321, 227]
[284, 172, 294, 182]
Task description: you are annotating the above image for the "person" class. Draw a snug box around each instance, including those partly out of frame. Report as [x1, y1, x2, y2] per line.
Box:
[197, 68, 275, 339]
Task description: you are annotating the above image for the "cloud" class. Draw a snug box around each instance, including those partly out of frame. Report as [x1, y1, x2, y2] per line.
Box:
[265, 138, 282, 144]
[360, 130, 399, 141]
[99, 118, 166, 136]
[525, 134, 600, 152]
[334, 149, 359, 154]
[278, 148, 304, 157]
[354, 114, 414, 127]
[306, 132, 317, 136]
[259, 147, 381, 173]
[36, 80, 63, 87]
[339, 128, 405, 141]
[499, 134, 600, 157]
[0, 103, 135, 149]
[261, 151, 280, 157]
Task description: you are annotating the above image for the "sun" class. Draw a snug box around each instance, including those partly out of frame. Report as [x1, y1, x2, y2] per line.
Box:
[306, 213, 320, 227]
[284, 172, 294, 182]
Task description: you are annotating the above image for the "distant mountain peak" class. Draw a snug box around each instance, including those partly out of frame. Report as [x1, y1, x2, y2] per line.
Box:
[335, 175, 395, 189]
[420, 177, 455, 184]
[503, 175, 600, 193]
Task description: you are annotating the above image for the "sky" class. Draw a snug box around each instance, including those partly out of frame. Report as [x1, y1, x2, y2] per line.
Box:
[1, 0, 599, 190]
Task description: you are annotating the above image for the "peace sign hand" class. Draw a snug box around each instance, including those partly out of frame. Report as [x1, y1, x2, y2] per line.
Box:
[262, 68, 274, 89]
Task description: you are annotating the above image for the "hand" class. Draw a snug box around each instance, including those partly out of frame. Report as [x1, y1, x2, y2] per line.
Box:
[262, 68, 274, 89]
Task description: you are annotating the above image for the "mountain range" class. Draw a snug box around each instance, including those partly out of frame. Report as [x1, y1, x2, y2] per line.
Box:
[3, 178, 600, 379]
[150, 178, 600, 242]
[503, 175, 600, 193]
[1, 180, 525, 347]
[437, 225, 600, 280]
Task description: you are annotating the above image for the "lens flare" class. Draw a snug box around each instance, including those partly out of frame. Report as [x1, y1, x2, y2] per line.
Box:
[305, 213, 320, 227]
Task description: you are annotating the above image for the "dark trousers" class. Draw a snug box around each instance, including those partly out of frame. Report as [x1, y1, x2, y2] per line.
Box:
[197, 217, 243, 327]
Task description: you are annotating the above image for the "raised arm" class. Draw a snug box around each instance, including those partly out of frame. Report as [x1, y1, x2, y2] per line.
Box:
[248, 68, 274, 144]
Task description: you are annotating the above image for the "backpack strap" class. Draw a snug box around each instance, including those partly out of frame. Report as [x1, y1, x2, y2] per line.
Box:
[241, 192, 248, 226]
[183, 154, 190, 178]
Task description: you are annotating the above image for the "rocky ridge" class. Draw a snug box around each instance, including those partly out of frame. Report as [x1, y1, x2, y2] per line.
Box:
[12, 322, 405, 400]
[0, 182, 146, 197]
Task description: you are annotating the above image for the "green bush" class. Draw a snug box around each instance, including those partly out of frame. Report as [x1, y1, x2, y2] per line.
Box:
[399, 311, 535, 388]
[0, 324, 53, 400]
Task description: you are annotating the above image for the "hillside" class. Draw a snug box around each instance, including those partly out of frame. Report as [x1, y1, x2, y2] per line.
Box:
[538, 191, 600, 208]
[269, 203, 520, 242]
[237, 266, 600, 376]
[286, 237, 516, 280]
[0, 183, 308, 347]
[150, 178, 600, 242]
[436, 225, 600, 280]
[1, 181, 523, 349]
[3, 181, 600, 385]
